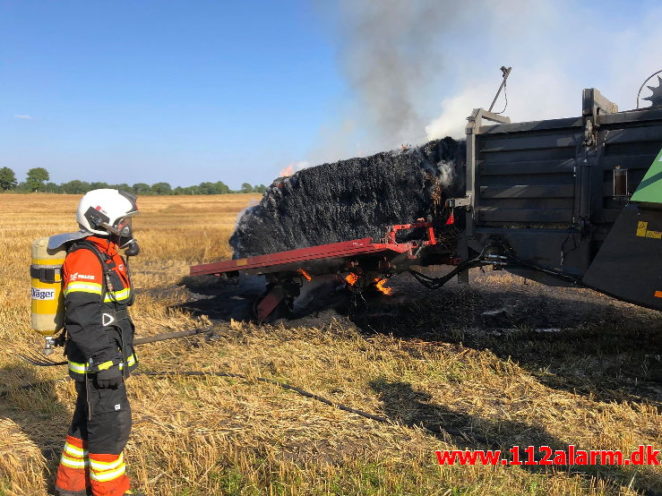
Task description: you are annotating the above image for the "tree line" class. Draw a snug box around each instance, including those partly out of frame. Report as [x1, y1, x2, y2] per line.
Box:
[0, 167, 268, 195]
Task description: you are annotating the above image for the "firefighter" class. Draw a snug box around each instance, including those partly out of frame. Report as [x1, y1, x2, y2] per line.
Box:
[55, 189, 143, 496]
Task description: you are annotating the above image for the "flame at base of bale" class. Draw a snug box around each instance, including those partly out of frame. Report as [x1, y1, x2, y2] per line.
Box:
[374, 278, 393, 295]
[343, 273, 393, 295]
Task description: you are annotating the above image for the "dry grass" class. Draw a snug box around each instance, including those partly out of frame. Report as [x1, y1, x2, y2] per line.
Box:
[0, 193, 660, 496]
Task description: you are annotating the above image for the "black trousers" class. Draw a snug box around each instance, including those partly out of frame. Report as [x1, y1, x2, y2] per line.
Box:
[69, 379, 132, 454]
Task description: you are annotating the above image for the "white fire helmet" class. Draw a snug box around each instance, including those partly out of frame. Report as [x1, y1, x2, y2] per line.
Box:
[76, 189, 139, 237]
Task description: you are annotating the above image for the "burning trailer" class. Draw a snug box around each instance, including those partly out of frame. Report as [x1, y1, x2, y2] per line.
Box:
[192, 137, 466, 321]
[191, 69, 662, 322]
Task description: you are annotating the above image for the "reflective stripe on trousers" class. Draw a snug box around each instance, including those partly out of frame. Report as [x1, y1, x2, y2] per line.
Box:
[55, 436, 89, 495]
[89, 452, 131, 495]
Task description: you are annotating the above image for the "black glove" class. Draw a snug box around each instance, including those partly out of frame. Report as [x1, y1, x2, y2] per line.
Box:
[94, 366, 123, 389]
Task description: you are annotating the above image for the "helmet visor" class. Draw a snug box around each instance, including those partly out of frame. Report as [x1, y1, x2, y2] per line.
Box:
[114, 216, 133, 239]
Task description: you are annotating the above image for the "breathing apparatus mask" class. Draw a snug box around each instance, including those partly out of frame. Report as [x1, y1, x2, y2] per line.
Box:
[114, 217, 141, 257]
[82, 208, 141, 257]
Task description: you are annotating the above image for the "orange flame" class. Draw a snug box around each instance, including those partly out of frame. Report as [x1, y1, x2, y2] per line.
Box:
[297, 268, 312, 281]
[279, 165, 295, 177]
[374, 278, 393, 295]
[344, 273, 359, 286]
[279, 160, 309, 178]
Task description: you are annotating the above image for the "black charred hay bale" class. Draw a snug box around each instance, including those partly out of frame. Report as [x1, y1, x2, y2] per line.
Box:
[230, 137, 464, 258]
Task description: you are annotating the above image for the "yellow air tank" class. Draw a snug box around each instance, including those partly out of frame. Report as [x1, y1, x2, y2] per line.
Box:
[31, 237, 66, 345]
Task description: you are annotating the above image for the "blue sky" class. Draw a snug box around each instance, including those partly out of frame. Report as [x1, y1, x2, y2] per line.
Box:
[0, 1, 345, 187]
[1, 0, 661, 188]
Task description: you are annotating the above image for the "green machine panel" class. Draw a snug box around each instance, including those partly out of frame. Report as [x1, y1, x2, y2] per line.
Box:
[631, 147, 662, 205]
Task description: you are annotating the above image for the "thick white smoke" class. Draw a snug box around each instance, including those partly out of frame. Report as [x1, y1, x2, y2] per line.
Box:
[438, 160, 455, 188]
[321, 0, 662, 153]
[425, 1, 662, 141]
[335, 0, 458, 145]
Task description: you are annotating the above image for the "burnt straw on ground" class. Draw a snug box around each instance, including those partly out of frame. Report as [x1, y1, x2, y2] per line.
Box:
[230, 138, 464, 258]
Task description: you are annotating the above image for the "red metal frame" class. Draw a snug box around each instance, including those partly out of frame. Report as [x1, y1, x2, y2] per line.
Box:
[190, 221, 437, 277]
[386, 222, 437, 245]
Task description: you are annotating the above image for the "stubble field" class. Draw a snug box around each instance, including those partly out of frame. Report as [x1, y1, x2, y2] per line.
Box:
[0, 193, 660, 496]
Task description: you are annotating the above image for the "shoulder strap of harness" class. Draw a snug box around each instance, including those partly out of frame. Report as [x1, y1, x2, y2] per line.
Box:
[68, 240, 114, 296]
